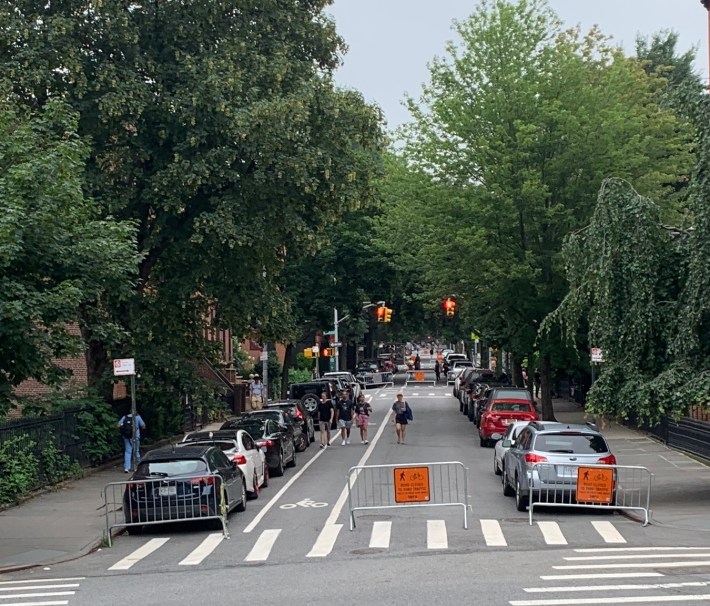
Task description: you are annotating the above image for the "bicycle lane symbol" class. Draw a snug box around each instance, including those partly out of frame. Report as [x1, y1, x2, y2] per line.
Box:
[280, 498, 328, 510]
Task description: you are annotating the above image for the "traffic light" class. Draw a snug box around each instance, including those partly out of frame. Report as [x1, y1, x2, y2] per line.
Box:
[384, 307, 393, 323]
[322, 348, 334, 357]
[376, 306, 386, 323]
[443, 297, 457, 317]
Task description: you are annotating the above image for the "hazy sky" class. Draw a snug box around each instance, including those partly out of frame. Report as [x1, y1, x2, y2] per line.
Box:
[326, 0, 709, 130]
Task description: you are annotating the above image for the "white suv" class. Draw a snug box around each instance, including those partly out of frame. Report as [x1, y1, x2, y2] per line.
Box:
[323, 372, 362, 400]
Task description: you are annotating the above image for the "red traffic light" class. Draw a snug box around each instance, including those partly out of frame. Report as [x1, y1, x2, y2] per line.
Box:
[376, 306, 386, 322]
[443, 297, 456, 317]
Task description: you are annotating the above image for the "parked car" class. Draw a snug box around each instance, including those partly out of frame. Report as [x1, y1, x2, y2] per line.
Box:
[447, 359, 473, 384]
[503, 421, 616, 512]
[478, 396, 539, 447]
[123, 445, 246, 534]
[180, 429, 267, 498]
[265, 400, 315, 450]
[355, 360, 393, 388]
[287, 378, 345, 421]
[234, 409, 303, 460]
[454, 367, 477, 401]
[444, 353, 468, 364]
[222, 417, 296, 477]
[493, 421, 531, 478]
[323, 371, 362, 400]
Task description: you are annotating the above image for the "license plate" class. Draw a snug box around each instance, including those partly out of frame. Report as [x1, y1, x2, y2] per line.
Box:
[159, 486, 177, 497]
[559, 466, 576, 477]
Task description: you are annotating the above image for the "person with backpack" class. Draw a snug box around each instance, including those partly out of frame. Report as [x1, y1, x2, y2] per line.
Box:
[118, 410, 146, 473]
[390, 392, 413, 444]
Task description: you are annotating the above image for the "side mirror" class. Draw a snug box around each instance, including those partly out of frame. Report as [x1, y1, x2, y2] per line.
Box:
[502, 439, 511, 448]
[491, 433, 503, 441]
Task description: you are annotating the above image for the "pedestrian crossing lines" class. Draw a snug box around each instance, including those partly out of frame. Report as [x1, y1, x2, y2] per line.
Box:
[103, 518, 637, 571]
[0, 576, 84, 606]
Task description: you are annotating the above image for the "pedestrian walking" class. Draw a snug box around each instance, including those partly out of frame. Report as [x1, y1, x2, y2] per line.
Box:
[317, 392, 335, 448]
[434, 360, 441, 383]
[390, 392, 413, 444]
[354, 394, 372, 444]
[117, 410, 146, 473]
[335, 390, 355, 445]
[414, 354, 421, 370]
[534, 368, 541, 398]
[250, 375, 264, 410]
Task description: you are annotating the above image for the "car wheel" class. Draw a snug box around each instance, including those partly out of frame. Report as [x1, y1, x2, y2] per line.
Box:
[125, 524, 143, 535]
[459, 400, 464, 412]
[300, 393, 319, 415]
[236, 479, 247, 512]
[494, 456, 502, 475]
[287, 445, 297, 468]
[248, 471, 259, 499]
[272, 451, 285, 477]
[515, 475, 528, 512]
[479, 434, 486, 447]
[297, 434, 307, 452]
[503, 471, 515, 496]
[261, 464, 269, 488]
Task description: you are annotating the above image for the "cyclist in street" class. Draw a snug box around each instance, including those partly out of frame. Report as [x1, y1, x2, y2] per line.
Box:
[354, 393, 372, 444]
[335, 390, 354, 445]
[317, 391, 335, 449]
[390, 392, 413, 444]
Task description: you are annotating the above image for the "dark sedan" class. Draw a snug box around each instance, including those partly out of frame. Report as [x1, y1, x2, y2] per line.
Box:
[222, 416, 297, 477]
[265, 400, 315, 450]
[123, 445, 246, 534]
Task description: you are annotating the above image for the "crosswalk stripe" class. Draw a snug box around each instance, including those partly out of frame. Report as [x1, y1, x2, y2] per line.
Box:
[554, 560, 710, 570]
[523, 581, 710, 593]
[537, 521, 567, 545]
[108, 537, 170, 570]
[0, 579, 84, 586]
[179, 533, 224, 566]
[306, 524, 343, 558]
[427, 520, 448, 550]
[591, 521, 626, 544]
[1, 601, 69, 606]
[480, 519, 507, 546]
[245, 529, 281, 562]
[540, 573, 664, 581]
[511, 595, 710, 605]
[0, 592, 75, 600]
[565, 553, 710, 561]
[0, 585, 79, 592]
[369, 521, 392, 549]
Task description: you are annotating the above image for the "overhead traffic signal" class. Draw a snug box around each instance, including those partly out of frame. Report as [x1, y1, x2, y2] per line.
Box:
[376, 306, 386, 322]
[384, 307, 392, 323]
[443, 296, 457, 317]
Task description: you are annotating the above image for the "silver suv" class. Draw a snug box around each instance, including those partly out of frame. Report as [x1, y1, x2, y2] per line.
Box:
[502, 421, 616, 512]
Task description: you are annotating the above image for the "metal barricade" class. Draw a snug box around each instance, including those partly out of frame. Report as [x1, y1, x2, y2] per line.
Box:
[347, 461, 470, 530]
[528, 462, 652, 526]
[361, 372, 394, 388]
[404, 368, 437, 387]
[103, 472, 229, 546]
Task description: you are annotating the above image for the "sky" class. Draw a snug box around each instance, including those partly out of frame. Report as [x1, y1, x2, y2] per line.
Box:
[325, 0, 709, 130]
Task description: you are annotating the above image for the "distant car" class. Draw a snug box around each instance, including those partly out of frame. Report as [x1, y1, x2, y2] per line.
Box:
[180, 429, 267, 498]
[222, 417, 296, 477]
[478, 396, 539, 447]
[235, 410, 303, 460]
[323, 371, 362, 400]
[503, 421, 617, 512]
[265, 400, 315, 450]
[444, 353, 468, 365]
[123, 445, 246, 534]
[447, 360, 473, 384]
[493, 421, 531, 478]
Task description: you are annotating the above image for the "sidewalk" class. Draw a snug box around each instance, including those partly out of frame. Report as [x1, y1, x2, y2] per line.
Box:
[1, 405, 709, 573]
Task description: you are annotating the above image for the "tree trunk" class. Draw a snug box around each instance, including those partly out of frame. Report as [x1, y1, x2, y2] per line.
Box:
[280, 343, 294, 399]
[540, 352, 556, 421]
[511, 356, 523, 387]
[78, 307, 113, 404]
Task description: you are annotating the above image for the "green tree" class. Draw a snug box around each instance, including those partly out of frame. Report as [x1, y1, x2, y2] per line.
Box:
[0, 99, 139, 413]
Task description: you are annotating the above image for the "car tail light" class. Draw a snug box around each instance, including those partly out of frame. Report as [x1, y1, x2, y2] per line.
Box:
[525, 453, 548, 463]
[598, 454, 617, 465]
[190, 476, 216, 485]
[232, 454, 247, 465]
[256, 439, 274, 448]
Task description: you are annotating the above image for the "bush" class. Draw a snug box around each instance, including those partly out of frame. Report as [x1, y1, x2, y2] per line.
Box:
[0, 436, 39, 506]
[39, 434, 82, 485]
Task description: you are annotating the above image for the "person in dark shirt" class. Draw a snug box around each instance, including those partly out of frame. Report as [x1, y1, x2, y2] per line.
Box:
[317, 392, 335, 449]
[335, 390, 354, 446]
[354, 394, 372, 444]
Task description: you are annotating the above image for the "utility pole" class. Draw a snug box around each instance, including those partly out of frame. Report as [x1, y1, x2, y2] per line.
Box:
[261, 343, 268, 401]
[703, 0, 710, 87]
[333, 307, 340, 372]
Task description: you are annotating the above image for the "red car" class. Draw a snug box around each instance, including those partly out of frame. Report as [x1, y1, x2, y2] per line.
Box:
[478, 398, 539, 447]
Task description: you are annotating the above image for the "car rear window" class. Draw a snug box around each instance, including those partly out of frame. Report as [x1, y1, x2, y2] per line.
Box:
[137, 459, 208, 476]
[535, 433, 609, 454]
[232, 421, 266, 436]
[493, 389, 532, 400]
[179, 440, 236, 452]
[491, 402, 535, 412]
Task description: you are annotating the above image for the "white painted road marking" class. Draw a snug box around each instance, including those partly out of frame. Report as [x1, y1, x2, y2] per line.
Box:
[0, 602, 70, 606]
[554, 560, 710, 570]
[0, 584, 80, 592]
[179, 533, 223, 566]
[574, 546, 710, 553]
[537, 521, 567, 545]
[108, 537, 170, 570]
[245, 529, 281, 562]
[591, 521, 626, 544]
[0, 578, 84, 586]
[565, 553, 710, 561]
[0, 591, 75, 600]
[511, 596, 710, 605]
[480, 519, 507, 546]
[306, 524, 343, 558]
[524, 581, 710, 593]
[540, 573, 664, 581]
[427, 520, 448, 550]
[369, 521, 392, 549]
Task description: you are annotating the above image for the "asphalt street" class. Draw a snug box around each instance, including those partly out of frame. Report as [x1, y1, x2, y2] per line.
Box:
[4, 379, 710, 606]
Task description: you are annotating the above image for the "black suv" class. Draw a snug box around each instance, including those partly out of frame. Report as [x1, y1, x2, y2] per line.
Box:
[287, 378, 347, 423]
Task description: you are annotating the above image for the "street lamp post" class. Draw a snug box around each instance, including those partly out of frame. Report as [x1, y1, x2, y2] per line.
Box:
[333, 301, 385, 372]
[703, 0, 710, 86]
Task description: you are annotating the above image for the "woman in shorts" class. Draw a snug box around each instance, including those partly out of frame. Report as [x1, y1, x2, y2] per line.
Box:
[390, 392, 412, 444]
[354, 394, 372, 444]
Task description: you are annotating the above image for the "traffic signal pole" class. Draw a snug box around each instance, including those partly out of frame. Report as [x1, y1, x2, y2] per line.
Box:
[334, 307, 340, 372]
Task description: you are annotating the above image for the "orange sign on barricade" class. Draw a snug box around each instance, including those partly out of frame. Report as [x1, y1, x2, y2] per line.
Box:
[576, 466, 614, 504]
[415, 371, 425, 382]
[393, 466, 430, 503]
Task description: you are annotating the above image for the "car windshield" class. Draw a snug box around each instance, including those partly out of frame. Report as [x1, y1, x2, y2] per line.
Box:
[491, 402, 533, 412]
[494, 389, 532, 399]
[178, 440, 236, 452]
[535, 433, 609, 454]
[136, 459, 208, 476]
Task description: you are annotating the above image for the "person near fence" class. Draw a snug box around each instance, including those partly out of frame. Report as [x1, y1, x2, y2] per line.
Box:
[118, 411, 146, 473]
[317, 391, 335, 449]
[414, 354, 421, 370]
[335, 390, 355, 446]
[354, 393, 372, 444]
[390, 392, 413, 445]
[434, 360, 441, 383]
[251, 376, 264, 410]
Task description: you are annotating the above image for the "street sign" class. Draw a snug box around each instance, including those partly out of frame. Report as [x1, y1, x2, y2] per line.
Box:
[393, 466, 430, 503]
[260, 351, 268, 361]
[591, 347, 604, 363]
[113, 358, 135, 376]
[332, 341, 342, 347]
[323, 330, 336, 336]
[576, 467, 614, 504]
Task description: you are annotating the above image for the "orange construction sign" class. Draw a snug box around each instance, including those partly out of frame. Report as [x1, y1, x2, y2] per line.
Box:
[393, 466, 430, 503]
[576, 467, 614, 504]
[414, 371, 425, 381]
